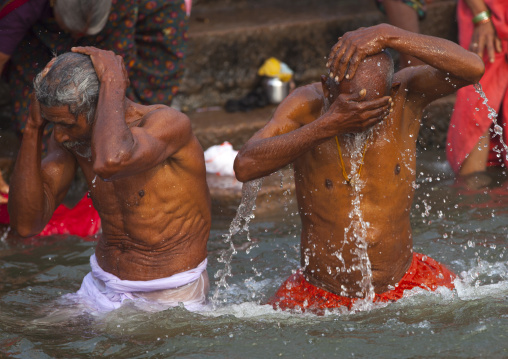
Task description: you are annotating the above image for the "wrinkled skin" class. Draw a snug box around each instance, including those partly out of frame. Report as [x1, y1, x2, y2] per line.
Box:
[9, 47, 211, 281]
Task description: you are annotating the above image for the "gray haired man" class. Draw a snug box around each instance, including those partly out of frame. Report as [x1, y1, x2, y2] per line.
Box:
[8, 48, 212, 313]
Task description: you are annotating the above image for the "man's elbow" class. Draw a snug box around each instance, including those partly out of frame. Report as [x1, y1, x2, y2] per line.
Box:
[7, 205, 35, 237]
[233, 155, 257, 183]
[93, 154, 128, 180]
[10, 220, 43, 238]
[93, 163, 116, 181]
[468, 55, 486, 84]
[15, 228, 39, 238]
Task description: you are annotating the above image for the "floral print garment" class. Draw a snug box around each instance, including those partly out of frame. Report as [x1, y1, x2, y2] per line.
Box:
[8, 0, 188, 138]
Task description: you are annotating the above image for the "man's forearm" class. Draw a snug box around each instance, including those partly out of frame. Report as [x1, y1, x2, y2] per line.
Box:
[234, 114, 340, 182]
[385, 25, 483, 83]
[8, 126, 53, 236]
[91, 79, 134, 179]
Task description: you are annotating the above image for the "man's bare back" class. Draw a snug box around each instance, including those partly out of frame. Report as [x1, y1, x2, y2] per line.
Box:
[235, 24, 484, 302]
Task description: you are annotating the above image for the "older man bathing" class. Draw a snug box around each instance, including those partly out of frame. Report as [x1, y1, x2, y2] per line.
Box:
[8, 47, 211, 313]
[234, 24, 484, 313]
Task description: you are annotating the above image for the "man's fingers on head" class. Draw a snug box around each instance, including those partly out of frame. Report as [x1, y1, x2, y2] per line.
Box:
[347, 53, 363, 80]
[41, 57, 57, 78]
[355, 96, 391, 112]
[349, 89, 367, 103]
[364, 104, 390, 118]
[338, 46, 355, 81]
[29, 93, 40, 108]
[329, 45, 347, 77]
[71, 46, 93, 54]
[328, 40, 343, 67]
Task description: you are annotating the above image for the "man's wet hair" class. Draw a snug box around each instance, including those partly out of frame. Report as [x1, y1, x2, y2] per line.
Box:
[34, 52, 99, 124]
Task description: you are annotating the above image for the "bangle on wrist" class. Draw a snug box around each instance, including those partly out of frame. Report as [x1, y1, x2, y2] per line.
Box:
[472, 10, 491, 25]
[475, 17, 491, 26]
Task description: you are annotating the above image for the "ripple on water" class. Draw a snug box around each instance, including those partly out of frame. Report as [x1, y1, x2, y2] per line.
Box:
[1, 149, 508, 358]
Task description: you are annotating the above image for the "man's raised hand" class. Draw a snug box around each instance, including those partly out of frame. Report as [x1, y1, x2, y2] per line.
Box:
[27, 94, 48, 131]
[71, 46, 130, 89]
[327, 24, 390, 82]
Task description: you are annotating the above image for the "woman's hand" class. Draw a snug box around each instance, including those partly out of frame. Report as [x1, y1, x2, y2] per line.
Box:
[469, 21, 502, 63]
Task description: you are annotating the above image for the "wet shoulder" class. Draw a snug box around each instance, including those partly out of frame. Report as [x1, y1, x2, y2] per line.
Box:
[392, 68, 413, 99]
[128, 104, 188, 128]
[276, 82, 325, 125]
[392, 65, 436, 105]
[291, 82, 324, 103]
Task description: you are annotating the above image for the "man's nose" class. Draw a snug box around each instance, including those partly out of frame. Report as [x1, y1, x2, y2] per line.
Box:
[53, 126, 69, 143]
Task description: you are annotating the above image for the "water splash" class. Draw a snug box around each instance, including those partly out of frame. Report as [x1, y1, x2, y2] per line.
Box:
[335, 132, 375, 309]
[212, 178, 264, 307]
[474, 83, 508, 163]
[0, 226, 10, 245]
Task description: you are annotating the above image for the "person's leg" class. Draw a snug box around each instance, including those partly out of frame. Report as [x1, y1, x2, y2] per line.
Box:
[382, 0, 425, 67]
[459, 128, 490, 176]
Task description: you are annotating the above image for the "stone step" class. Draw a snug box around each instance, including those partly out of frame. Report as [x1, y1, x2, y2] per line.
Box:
[175, 0, 458, 112]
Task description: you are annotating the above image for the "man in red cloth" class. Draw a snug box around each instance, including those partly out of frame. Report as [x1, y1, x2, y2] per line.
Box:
[234, 24, 484, 313]
[447, 0, 508, 180]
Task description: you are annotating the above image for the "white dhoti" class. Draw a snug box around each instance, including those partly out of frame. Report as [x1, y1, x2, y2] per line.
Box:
[66, 254, 209, 313]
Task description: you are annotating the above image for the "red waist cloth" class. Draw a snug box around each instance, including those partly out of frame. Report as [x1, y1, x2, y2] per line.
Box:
[446, 0, 508, 174]
[0, 193, 101, 238]
[268, 252, 456, 313]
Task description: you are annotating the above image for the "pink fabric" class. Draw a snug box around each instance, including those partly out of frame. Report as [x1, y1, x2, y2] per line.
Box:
[457, 0, 508, 43]
[0, 194, 9, 223]
[185, 0, 192, 16]
[446, 0, 508, 173]
[69, 254, 208, 312]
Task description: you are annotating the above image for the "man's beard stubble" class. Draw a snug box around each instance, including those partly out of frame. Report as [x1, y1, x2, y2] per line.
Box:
[63, 141, 92, 159]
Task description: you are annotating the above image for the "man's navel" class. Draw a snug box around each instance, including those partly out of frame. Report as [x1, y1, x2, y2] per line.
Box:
[325, 179, 333, 189]
[394, 164, 401, 175]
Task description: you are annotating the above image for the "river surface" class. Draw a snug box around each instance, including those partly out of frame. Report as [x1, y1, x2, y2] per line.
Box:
[1, 148, 507, 358]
